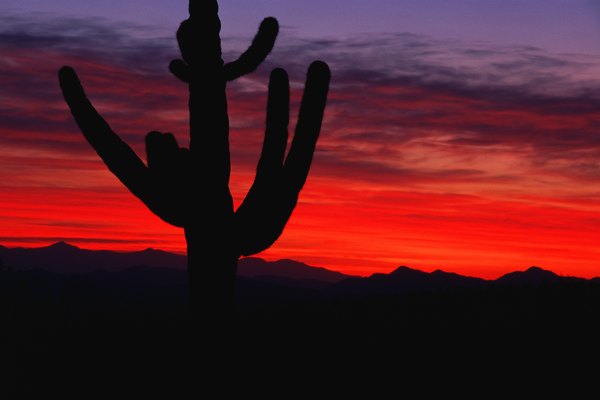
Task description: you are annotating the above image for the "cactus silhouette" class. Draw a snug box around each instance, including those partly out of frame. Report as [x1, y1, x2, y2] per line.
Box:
[58, 0, 330, 315]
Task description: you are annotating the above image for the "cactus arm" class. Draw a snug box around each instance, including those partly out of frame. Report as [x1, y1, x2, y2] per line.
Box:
[235, 61, 331, 256]
[170, 17, 279, 84]
[283, 61, 330, 192]
[58, 66, 150, 203]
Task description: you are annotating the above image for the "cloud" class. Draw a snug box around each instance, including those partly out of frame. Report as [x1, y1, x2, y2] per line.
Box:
[3, 13, 599, 164]
[322, 38, 600, 186]
[0, 13, 176, 73]
[2, 12, 599, 192]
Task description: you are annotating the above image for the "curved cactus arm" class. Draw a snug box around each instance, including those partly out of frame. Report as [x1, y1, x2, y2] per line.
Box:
[235, 61, 331, 256]
[259, 67, 291, 174]
[58, 66, 150, 202]
[168, 59, 190, 83]
[59, 66, 191, 227]
[170, 17, 278, 83]
[284, 61, 331, 192]
[223, 17, 279, 81]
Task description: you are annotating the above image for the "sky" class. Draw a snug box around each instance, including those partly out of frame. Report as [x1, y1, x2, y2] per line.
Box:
[1, 1, 600, 278]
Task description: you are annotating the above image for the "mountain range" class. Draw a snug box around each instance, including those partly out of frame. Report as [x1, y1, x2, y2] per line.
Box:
[0, 241, 349, 283]
[0, 242, 593, 296]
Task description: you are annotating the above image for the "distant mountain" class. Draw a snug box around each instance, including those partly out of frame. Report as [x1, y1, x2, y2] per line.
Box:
[239, 257, 351, 287]
[0, 242, 352, 287]
[0, 241, 187, 274]
[1, 243, 594, 296]
[496, 266, 580, 285]
[335, 265, 591, 295]
[336, 266, 486, 295]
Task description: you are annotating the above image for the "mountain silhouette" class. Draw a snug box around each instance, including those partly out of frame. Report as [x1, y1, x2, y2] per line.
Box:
[495, 266, 567, 285]
[240, 257, 350, 287]
[2, 243, 597, 295]
[335, 266, 486, 295]
[0, 241, 187, 274]
[334, 265, 592, 296]
[0, 242, 350, 286]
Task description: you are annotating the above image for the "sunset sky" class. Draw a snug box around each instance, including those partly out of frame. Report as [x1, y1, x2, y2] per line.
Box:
[1, 0, 600, 278]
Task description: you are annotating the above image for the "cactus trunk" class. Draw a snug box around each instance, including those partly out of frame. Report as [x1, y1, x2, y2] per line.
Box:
[185, 227, 238, 317]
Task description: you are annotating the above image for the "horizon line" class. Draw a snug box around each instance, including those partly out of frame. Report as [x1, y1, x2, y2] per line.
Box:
[0, 240, 584, 281]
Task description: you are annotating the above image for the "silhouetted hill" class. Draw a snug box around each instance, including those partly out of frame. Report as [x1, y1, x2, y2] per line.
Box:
[0, 242, 352, 288]
[240, 257, 351, 287]
[0, 244, 327, 308]
[335, 266, 486, 295]
[496, 266, 566, 285]
[0, 241, 187, 274]
[333, 265, 595, 295]
[2, 243, 598, 296]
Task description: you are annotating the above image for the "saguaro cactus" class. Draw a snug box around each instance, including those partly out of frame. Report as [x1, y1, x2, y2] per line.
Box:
[58, 0, 330, 316]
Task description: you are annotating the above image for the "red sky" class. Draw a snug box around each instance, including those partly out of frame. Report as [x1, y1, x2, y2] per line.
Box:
[1, 12, 600, 278]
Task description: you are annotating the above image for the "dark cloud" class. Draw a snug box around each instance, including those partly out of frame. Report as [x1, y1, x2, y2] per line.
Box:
[292, 33, 600, 175]
[0, 13, 177, 74]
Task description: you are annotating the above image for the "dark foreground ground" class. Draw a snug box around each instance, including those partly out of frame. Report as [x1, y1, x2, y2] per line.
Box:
[2, 267, 600, 395]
